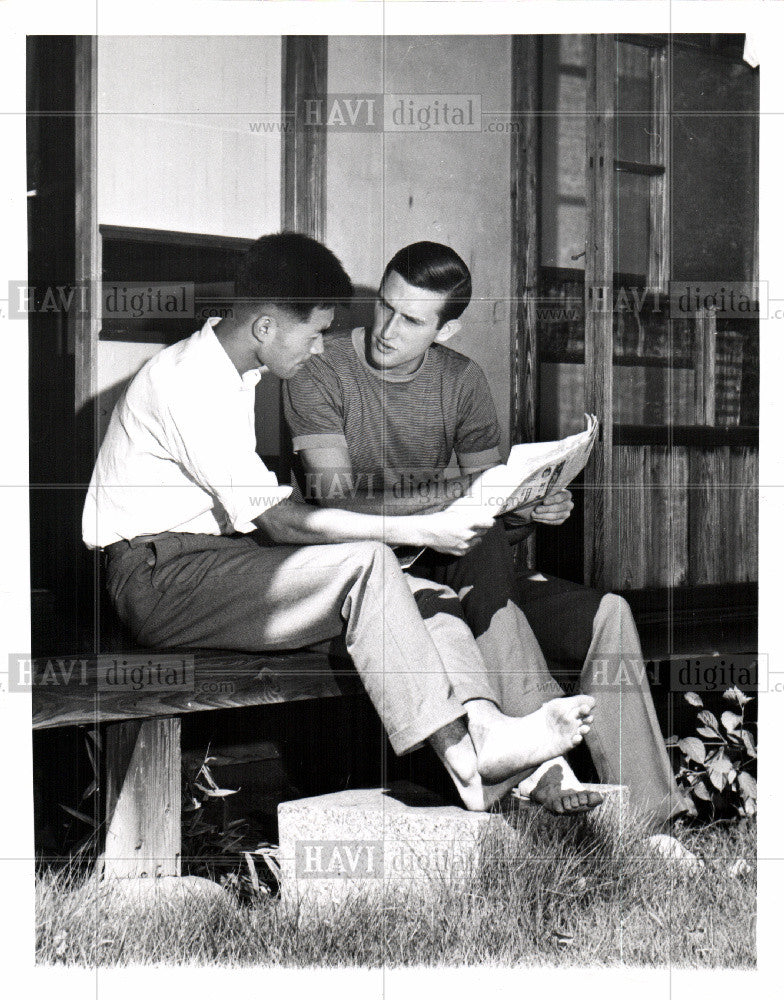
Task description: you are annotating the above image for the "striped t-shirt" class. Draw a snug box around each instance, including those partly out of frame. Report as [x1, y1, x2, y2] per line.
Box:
[283, 327, 502, 491]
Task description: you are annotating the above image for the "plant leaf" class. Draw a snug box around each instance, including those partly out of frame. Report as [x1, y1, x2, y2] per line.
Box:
[741, 730, 757, 758]
[707, 768, 726, 791]
[79, 779, 98, 802]
[83, 736, 97, 776]
[737, 772, 757, 800]
[194, 782, 238, 798]
[665, 734, 679, 747]
[721, 711, 742, 733]
[724, 686, 751, 707]
[697, 727, 718, 740]
[708, 751, 732, 774]
[244, 852, 261, 894]
[678, 736, 706, 764]
[60, 804, 98, 828]
[697, 710, 720, 733]
[692, 780, 712, 801]
[684, 692, 704, 708]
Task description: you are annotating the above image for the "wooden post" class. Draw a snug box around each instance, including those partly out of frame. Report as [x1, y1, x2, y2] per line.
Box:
[103, 718, 182, 878]
[281, 37, 328, 240]
[694, 305, 717, 426]
[583, 36, 616, 591]
[648, 43, 670, 295]
[279, 37, 328, 482]
[510, 35, 541, 570]
[73, 36, 100, 443]
[73, 36, 102, 652]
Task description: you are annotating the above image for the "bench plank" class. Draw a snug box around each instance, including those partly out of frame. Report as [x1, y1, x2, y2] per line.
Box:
[32, 648, 357, 730]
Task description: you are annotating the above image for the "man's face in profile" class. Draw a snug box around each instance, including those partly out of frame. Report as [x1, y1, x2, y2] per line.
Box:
[264, 305, 334, 379]
[368, 270, 451, 376]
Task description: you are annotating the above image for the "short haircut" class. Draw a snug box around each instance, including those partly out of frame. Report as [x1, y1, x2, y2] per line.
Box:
[236, 231, 353, 320]
[382, 242, 472, 326]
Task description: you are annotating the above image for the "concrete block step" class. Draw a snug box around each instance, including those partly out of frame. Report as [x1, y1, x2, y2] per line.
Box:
[277, 781, 628, 910]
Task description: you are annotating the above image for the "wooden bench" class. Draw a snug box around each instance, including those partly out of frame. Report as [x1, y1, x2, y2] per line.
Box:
[32, 576, 757, 881]
[32, 643, 358, 878]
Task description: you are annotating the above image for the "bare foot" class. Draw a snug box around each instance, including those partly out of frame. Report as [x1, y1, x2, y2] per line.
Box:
[429, 720, 528, 812]
[469, 696, 595, 785]
[516, 758, 603, 815]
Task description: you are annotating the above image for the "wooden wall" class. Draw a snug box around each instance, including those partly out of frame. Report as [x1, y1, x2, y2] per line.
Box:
[615, 444, 758, 589]
[94, 36, 284, 459]
[326, 36, 514, 452]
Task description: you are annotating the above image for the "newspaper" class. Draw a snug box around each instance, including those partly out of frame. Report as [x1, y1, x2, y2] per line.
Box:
[479, 413, 599, 517]
[451, 413, 599, 518]
[397, 415, 598, 568]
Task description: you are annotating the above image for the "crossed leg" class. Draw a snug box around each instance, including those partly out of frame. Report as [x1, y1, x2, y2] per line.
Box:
[412, 522, 692, 826]
[406, 572, 597, 811]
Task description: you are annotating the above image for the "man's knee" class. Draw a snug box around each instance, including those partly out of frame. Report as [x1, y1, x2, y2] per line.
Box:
[345, 539, 400, 576]
[597, 592, 636, 629]
[595, 593, 643, 662]
[352, 539, 396, 560]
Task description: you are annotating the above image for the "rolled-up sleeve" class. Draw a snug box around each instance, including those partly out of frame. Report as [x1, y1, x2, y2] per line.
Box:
[455, 361, 503, 473]
[164, 393, 292, 534]
[283, 360, 348, 453]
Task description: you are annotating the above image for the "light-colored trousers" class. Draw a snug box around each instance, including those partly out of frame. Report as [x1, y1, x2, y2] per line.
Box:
[105, 531, 495, 756]
[105, 526, 690, 826]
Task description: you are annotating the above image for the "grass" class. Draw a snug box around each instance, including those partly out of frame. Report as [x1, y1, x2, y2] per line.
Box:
[35, 808, 756, 968]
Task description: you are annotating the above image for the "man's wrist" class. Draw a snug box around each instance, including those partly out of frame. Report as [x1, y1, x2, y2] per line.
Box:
[390, 513, 428, 548]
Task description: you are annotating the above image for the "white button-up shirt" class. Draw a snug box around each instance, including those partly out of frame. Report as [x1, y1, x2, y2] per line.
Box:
[82, 318, 292, 549]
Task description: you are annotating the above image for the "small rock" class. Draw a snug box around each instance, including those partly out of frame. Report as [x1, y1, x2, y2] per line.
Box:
[727, 858, 751, 878]
[647, 834, 704, 874]
[98, 875, 226, 910]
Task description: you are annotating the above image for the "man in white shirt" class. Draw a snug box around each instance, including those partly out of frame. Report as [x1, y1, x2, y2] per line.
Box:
[84, 232, 595, 812]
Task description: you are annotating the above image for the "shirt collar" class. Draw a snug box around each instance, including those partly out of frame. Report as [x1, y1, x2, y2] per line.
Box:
[196, 317, 263, 391]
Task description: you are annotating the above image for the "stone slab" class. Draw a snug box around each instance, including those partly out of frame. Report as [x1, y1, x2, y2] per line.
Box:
[277, 781, 628, 910]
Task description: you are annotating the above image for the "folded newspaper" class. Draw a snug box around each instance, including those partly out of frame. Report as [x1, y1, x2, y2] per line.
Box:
[474, 413, 599, 517]
[397, 415, 598, 567]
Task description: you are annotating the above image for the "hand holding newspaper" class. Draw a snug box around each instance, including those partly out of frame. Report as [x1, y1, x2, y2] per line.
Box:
[449, 414, 599, 518]
[396, 415, 599, 568]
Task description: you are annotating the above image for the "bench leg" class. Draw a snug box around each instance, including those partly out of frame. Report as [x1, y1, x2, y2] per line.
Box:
[103, 717, 181, 878]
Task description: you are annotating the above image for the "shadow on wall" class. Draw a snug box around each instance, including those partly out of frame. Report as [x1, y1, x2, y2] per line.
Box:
[335, 284, 376, 334]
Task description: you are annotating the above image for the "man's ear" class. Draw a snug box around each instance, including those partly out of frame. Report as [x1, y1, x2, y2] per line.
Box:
[434, 319, 461, 343]
[251, 313, 275, 345]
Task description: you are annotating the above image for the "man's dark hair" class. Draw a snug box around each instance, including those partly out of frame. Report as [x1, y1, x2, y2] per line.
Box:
[382, 241, 472, 326]
[236, 231, 353, 320]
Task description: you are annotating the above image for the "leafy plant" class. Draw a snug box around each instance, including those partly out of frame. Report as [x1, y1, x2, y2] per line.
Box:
[181, 749, 279, 896]
[666, 687, 757, 819]
[56, 728, 103, 860]
[182, 748, 244, 860]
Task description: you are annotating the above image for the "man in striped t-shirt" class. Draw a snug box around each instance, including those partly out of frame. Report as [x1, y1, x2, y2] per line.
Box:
[285, 242, 694, 831]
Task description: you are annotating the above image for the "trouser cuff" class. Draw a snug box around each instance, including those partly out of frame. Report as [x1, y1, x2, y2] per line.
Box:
[386, 699, 467, 756]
